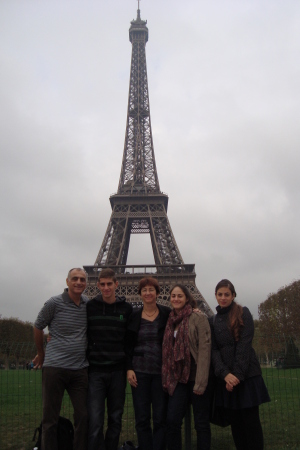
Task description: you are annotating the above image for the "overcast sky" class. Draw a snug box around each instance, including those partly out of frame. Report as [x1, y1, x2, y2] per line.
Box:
[0, 0, 299, 323]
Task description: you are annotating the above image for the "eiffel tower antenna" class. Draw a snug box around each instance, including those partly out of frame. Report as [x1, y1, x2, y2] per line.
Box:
[84, 8, 212, 315]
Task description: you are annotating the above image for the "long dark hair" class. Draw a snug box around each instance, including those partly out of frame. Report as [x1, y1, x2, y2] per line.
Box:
[215, 279, 244, 341]
[169, 284, 197, 309]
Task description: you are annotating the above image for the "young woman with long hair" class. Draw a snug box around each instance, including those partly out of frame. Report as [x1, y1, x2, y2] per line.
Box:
[162, 284, 211, 450]
[210, 279, 270, 450]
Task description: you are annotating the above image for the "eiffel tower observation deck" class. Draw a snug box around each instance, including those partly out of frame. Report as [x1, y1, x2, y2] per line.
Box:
[84, 7, 212, 316]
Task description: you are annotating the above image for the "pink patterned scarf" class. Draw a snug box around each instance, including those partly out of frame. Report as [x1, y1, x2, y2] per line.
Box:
[162, 304, 192, 396]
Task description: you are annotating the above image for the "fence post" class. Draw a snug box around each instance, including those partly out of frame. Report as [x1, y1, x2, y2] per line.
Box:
[184, 404, 192, 450]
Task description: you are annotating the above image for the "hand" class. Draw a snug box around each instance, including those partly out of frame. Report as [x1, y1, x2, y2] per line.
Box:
[226, 382, 234, 392]
[224, 373, 240, 388]
[193, 390, 204, 395]
[33, 352, 44, 370]
[127, 370, 138, 388]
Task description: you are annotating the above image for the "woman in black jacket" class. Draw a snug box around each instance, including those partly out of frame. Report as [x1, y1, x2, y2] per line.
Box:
[125, 277, 170, 450]
[210, 279, 270, 450]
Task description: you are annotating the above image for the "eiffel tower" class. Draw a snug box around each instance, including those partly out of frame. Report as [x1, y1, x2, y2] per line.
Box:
[84, 7, 212, 316]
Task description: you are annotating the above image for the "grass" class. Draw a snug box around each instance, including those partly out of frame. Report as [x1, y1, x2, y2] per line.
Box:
[0, 368, 299, 450]
[260, 367, 300, 450]
[0, 370, 73, 450]
[0, 370, 136, 450]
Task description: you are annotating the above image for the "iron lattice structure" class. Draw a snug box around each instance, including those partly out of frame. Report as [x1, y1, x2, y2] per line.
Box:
[84, 9, 212, 316]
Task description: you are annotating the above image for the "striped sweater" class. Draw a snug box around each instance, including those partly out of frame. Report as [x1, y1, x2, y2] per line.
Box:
[87, 294, 133, 372]
[34, 289, 88, 369]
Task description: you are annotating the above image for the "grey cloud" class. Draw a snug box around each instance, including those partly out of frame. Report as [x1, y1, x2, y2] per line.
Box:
[0, 0, 300, 321]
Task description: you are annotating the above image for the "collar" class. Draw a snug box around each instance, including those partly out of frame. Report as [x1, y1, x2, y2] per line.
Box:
[216, 301, 234, 315]
[62, 288, 84, 305]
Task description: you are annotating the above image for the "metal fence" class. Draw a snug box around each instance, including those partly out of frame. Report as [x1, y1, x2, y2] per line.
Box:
[0, 339, 300, 450]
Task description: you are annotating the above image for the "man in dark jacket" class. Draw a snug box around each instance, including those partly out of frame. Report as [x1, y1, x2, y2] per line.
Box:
[87, 268, 133, 450]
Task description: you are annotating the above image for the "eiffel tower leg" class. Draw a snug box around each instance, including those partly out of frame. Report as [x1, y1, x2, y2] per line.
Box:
[150, 213, 184, 266]
[95, 207, 131, 267]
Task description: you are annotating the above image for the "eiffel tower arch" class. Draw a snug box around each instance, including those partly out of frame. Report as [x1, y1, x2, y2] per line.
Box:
[84, 8, 212, 316]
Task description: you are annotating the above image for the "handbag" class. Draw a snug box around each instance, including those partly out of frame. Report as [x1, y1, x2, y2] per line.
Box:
[209, 378, 231, 427]
[32, 416, 74, 449]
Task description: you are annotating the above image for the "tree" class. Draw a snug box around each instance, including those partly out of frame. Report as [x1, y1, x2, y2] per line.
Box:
[258, 279, 300, 340]
[282, 337, 300, 369]
[0, 317, 35, 369]
[253, 319, 271, 364]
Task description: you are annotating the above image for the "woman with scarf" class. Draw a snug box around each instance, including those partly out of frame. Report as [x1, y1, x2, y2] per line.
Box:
[162, 284, 211, 450]
[210, 279, 270, 450]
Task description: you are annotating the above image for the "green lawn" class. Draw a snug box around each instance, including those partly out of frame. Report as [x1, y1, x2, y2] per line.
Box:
[0, 368, 299, 450]
[207, 368, 300, 450]
[260, 367, 300, 450]
[0, 370, 136, 450]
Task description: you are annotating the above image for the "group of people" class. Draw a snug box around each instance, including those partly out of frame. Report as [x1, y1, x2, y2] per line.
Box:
[34, 268, 270, 450]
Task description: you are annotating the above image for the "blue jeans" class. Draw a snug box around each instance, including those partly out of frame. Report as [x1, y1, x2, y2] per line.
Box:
[166, 381, 211, 450]
[88, 370, 126, 450]
[131, 372, 168, 450]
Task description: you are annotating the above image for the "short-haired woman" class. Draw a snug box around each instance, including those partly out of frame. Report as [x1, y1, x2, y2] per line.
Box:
[126, 277, 171, 450]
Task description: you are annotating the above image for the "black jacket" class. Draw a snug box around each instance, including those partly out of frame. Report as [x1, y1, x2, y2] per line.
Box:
[209, 303, 261, 381]
[125, 303, 171, 371]
[87, 294, 133, 372]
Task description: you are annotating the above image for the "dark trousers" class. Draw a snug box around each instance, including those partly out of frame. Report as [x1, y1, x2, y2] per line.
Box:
[42, 367, 88, 450]
[230, 406, 264, 450]
[88, 370, 126, 450]
[166, 381, 211, 450]
[131, 372, 168, 450]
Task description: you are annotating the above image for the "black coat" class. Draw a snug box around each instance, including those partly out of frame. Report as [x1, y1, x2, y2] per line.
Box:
[209, 303, 261, 381]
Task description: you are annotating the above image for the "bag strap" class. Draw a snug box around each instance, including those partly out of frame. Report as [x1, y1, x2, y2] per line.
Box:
[32, 424, 41, 442]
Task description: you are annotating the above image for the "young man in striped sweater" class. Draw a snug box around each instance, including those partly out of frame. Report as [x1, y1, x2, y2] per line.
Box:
[86, 268, 133, 450]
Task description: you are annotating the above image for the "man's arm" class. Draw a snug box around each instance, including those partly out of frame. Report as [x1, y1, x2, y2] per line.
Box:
[33, 327, 45, 369]
[33, 296, 56, 368]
